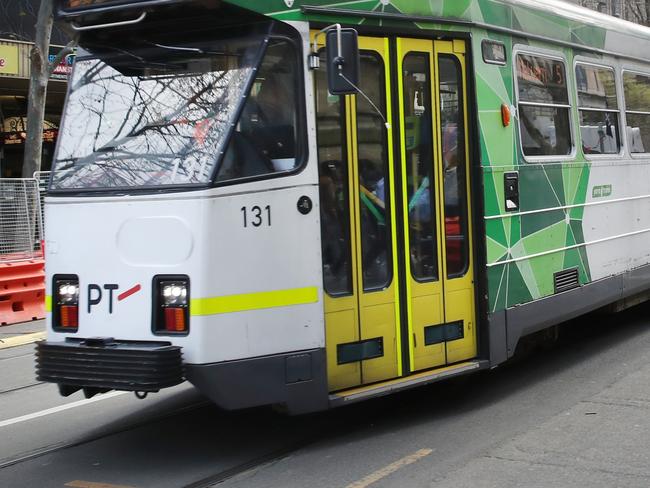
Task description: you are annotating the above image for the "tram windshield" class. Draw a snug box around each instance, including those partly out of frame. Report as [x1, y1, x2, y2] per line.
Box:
[50, 30, 301, 191]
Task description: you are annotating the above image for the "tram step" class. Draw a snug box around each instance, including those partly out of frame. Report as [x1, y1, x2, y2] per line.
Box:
[329, 360, 488, 407]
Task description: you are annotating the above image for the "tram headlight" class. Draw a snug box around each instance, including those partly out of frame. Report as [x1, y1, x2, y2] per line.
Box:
[53, 275, 79, 331]
[153, 276, 190, 334]
[162, 283, 188, 307]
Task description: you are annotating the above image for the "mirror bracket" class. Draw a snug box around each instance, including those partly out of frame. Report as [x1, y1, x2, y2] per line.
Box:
[308, 23, 343, 70]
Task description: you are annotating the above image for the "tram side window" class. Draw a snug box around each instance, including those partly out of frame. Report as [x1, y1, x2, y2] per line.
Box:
[623, 71, 650, 154]
[575, 64, 621, 155]
[516, 53, 572, 158]
[217, 40, 300, 181]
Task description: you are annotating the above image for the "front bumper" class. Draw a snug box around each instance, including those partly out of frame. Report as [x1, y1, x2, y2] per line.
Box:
[36, 337, 184, 397]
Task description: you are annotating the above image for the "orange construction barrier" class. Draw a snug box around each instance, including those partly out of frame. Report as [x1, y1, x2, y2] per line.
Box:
[0, 257, 45, 325]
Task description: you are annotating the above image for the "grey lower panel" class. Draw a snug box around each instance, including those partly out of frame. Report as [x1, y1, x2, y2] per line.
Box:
[491, 263, 650, 361]
[184, 348, 329, 415]
[487, 311, 507, 366]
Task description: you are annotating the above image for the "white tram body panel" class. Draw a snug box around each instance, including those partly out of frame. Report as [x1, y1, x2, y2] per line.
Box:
[39, 22, 334, 412]
[44, 181, 324, 365]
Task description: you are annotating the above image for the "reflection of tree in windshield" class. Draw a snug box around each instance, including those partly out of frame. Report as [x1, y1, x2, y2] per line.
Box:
[51, 50, 256, 189]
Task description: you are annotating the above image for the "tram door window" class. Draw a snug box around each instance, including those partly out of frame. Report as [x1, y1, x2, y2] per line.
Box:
[402, 52, 439, 282]
[315, 58, 353, 297]
[439, 55, 469, 278]
[356, 52, 392, 292]
[397, 39, 477, 372]
[316, 37, 400, 391]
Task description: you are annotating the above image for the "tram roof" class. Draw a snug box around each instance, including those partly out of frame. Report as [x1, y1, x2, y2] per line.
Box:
[226, 0, 650, 63]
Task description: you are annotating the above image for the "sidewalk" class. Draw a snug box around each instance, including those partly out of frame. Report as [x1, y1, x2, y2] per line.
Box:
[0, 320, 45, 350]
[433, 359, 650, 487]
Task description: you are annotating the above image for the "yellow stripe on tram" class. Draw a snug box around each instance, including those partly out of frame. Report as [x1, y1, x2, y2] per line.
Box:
[45, 295, 52, 313]
[190, 286, 319, 316]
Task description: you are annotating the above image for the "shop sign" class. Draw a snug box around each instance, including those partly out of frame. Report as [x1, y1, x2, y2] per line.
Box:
[2, 119, 59, 146]
[2, 129, 58, 146]
[49, 48, 76, 80]
[0, 45, 19, 76]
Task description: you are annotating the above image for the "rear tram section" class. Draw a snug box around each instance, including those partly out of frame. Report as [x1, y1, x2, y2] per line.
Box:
[36, 0, 650, 413]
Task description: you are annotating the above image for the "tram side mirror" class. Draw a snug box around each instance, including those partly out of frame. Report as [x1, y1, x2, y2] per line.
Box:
[326, 28, 360, 95]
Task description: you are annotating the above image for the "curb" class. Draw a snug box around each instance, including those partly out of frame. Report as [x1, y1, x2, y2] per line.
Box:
[0, 332, 46, 350]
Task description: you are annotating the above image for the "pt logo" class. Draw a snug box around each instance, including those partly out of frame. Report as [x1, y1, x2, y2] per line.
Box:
[88, 283, 141, 314]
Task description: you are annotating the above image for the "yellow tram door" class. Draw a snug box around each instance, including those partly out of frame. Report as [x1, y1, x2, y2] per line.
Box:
[315, 35, 401, 391]
[396, 38, 477, 372]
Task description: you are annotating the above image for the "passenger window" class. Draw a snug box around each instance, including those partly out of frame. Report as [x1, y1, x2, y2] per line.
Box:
[516, 53, 572, 158]
[623, 71, 650, 154]
[217, 40, 300, 181]
[575, 64, 621, 155]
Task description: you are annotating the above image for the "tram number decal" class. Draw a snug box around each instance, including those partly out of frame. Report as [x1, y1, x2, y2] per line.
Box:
[241, 205, 271, 227]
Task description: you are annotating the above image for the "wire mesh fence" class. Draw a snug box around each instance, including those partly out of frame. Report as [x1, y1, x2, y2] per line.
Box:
[0, 178, 44, 262]
[33, 171, 50, 233]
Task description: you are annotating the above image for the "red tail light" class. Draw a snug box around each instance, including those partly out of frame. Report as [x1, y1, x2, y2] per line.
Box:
[53, 276, 79, 332]
[164, 307, 186, 332]
[60, 305, 79, 328]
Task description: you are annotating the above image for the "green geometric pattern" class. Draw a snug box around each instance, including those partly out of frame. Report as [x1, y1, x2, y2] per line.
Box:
[223, 0, 644, 311]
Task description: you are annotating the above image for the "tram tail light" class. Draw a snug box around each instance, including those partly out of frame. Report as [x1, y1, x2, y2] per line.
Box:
[53, 276, 79, 332]
[60, 305, 79, 328]
[164, 307, 186, 332]
[153, 276, 189, 334]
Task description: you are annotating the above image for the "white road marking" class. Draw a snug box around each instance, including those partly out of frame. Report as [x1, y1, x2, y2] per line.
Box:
[0, 391, 127, 428]
[345, 448, 433, 488]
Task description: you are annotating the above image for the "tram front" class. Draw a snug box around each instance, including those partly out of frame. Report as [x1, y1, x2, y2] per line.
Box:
[37, 0, 330, 414]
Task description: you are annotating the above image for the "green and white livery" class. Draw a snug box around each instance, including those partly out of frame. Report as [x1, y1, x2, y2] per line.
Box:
[35, 0, 650, 413]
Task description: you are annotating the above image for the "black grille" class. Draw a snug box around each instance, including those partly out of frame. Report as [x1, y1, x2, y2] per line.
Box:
[36, 338, 183, 392]
[554, 268, 580, 293]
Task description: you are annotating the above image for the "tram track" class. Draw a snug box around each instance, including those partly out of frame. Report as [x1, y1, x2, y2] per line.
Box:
[0, 382, 43, 395]
[182, 440, 316, 488]
[0, 395, 211, 471]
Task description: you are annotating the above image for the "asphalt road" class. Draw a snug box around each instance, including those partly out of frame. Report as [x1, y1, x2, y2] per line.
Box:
[1, 304, 649, 488]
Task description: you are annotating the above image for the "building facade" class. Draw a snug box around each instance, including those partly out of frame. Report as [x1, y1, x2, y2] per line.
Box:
[0, 0, 72, 178]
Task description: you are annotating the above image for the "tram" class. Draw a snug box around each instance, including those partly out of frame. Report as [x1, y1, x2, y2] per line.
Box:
[36, 0, 650, 414]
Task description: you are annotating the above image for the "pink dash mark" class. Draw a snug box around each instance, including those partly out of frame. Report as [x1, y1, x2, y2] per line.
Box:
[118, 284, 141, 302]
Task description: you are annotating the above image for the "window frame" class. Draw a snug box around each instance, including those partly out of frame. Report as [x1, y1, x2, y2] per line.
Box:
[621, 67, 650, 158]
[573, 59, 624, 160]
[513, 46, 576, 164]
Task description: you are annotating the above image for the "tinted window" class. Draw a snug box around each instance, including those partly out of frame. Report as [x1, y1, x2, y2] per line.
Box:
[516, 53, 572, 158]
[217, 40, 301, 181]
[315, 51, 352, 296]
[576, 65, 618, 109]
[402, 52, 438, 282]
[624, 72, 650, 112]
[439, 56, 469, 278]
[624, 72, 650, 153]
[517, 54, 569, 105]
[576, 64, 621, 155]
[356, 52, 392, 292]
